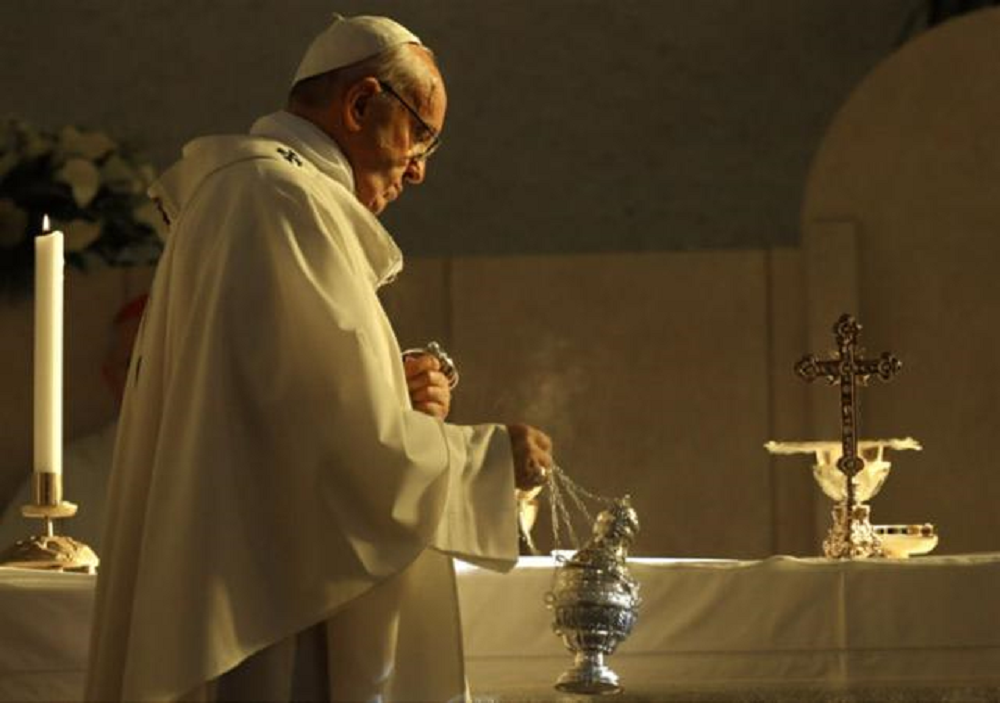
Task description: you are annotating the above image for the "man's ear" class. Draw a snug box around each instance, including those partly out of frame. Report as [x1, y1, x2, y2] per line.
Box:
[343, 77, 381, 133]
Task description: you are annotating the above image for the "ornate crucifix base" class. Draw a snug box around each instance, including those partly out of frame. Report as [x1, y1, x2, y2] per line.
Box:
[823, 502, 885, 559]
[796, 314, 902, 560]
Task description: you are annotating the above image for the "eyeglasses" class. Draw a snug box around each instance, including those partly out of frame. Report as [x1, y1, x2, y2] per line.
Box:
[377, 80, 442, 161]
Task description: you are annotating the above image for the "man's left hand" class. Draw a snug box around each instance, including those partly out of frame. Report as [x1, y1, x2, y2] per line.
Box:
[404, 353, 452, 420]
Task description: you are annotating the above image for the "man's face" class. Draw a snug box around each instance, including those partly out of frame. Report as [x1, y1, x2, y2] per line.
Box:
[350, 50, 447, 215]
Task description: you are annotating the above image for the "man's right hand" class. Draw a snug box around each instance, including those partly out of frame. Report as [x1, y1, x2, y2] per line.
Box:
[507, 423, 554, 490]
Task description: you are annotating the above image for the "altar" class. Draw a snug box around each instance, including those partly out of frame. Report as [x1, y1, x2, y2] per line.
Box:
[2, 554, 1000, 702]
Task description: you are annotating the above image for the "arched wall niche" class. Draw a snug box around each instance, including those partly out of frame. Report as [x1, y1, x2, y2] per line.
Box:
[802, 8, 1000, 552]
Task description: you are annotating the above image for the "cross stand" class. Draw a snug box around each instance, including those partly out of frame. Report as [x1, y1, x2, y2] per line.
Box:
[795, 314, 902, 558]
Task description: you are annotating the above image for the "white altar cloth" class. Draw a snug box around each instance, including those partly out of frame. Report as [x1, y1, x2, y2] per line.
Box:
[2, 554, 1000, 702]
[0, 567, 93, 703]
[457, 554, 1000, 701]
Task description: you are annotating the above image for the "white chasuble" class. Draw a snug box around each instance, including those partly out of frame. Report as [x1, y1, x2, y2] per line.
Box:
[85, 112, 519, 702]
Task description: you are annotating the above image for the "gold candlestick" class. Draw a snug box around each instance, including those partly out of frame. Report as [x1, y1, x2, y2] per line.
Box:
[0, 472, 99, 573]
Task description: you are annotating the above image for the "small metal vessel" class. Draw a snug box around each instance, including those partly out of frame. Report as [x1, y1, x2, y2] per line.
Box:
[546, 497, 640, 695]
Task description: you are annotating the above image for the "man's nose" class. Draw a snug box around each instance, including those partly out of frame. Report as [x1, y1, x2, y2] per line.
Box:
[404, 157, 426, 184]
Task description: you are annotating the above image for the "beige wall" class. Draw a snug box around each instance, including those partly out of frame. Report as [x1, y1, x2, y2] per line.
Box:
[382, 249, 819, 558]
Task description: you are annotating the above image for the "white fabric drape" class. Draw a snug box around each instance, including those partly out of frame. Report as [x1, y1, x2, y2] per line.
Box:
[85, 113, 518, 702]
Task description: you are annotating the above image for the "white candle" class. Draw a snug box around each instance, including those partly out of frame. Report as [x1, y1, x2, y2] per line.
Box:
[34, 216, 64, 475]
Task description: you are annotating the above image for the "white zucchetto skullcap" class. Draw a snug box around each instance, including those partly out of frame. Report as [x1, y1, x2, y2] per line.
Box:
[292, 13, 422, 86]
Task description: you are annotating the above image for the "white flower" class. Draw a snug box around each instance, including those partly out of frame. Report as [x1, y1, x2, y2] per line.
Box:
[59, 218, 102, 252]
[0, 197, 28, 248]
[58, 125, 115, 161]
[101, 154, 142, 194]
[132, 199, 169, 240]
[56, 158, 101, 208]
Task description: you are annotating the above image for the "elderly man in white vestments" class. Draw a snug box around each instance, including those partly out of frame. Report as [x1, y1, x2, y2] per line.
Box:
[85, 14, 553, 703]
